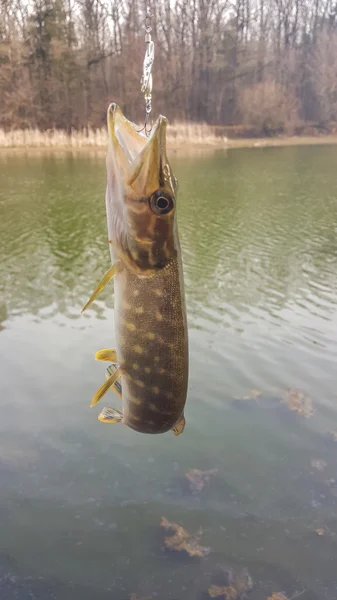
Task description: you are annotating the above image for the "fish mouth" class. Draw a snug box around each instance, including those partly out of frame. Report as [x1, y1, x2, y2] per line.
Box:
[107, 103, 173, 197]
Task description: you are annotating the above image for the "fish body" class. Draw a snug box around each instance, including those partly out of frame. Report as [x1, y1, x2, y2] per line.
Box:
[82, 103, 189, 435]
[113, 252, 188, 434]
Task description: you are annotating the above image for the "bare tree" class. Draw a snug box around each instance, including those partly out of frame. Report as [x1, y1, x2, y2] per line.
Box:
[1, 0, 337, 134]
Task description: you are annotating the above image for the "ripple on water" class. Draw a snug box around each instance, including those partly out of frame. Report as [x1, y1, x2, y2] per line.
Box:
[1, 148, 337, 598]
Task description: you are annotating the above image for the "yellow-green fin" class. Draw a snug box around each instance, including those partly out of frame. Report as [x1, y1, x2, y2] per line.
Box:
[95, 349, 117, 362]
[81, 262, 120, 313]
[172, 414, 186, 436]
[90, 367, 121, 407]
[98, 407, 123, 424]
[105, 364, 122, 398]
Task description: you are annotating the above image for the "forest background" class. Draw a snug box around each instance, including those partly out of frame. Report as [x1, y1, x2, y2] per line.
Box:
[1, 0, 337, 142]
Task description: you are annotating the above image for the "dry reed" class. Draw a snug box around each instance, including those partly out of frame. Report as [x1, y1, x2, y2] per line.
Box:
[2, 124, 337, 152]
[0, 122, 228, 149]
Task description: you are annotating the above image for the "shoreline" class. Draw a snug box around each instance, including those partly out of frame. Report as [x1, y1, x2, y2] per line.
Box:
[1, 133, 337, 155]
[224, 134, 337, 149]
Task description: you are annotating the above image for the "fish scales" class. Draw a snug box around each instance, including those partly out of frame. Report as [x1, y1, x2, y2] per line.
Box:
[82, 102, 189, 435]
[115, 256, 188, 433]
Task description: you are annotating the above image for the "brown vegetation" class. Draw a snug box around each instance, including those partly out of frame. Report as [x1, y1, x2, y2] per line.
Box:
[185, 468, 218, 492]
[160, 517, 211, 558]
[0, 122, 228, 148]
[281, 389, 314, 418]
[1, 0, 337, 140]
[3, 127, 337, 151]
[234, 390, 262, 402]
[208, 568, 253, 599]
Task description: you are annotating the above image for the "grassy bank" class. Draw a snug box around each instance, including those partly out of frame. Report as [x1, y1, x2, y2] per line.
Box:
[0, 123, 226, 149]
[1, 124, 337, 152]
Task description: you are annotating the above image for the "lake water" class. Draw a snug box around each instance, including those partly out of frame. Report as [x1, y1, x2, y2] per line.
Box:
[0, 145, 337, 600]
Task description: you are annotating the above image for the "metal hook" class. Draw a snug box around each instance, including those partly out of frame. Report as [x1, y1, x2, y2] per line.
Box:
[136, 3, 154, 137]
[137, 111, 153, 136]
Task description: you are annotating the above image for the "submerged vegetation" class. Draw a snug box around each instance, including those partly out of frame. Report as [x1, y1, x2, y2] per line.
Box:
[160, 517, 211, 558]
[311, 459, 327, 472]
[185, 468, 218, 493]
[232, 388, 315, 418]
[208, 569, 253, 599]
[281, 389, 314, 418]
[327, 430, 337, 442]
[233, 390, 262, 404]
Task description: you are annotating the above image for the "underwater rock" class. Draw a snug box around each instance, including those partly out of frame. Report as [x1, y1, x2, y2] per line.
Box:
[160, 517, 211, 557]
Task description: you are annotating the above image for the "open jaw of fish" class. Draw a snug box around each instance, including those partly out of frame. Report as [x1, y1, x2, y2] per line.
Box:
[81, 103, 189, 435]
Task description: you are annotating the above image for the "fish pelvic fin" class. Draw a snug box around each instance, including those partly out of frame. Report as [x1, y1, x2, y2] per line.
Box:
[98, 407, 123, 424]
[90, 367, 122, 407]
[105, 363, 122, 398]
[171, 414, 186, 436]
[81, 262, 120, 313]
[95, 349, 117, 362]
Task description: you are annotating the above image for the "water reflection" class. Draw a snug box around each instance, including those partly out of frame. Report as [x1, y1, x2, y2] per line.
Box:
[1, 148, 337, 327]
[176, 148, 337, 322]
[1, 147, 337, 599]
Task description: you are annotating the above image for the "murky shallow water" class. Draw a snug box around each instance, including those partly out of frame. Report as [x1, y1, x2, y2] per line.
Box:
[0, 146, 337, 599]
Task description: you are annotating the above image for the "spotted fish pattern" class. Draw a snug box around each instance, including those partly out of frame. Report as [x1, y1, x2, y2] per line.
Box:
[114, 256, 188, 434]
[82, 103, 189, 435]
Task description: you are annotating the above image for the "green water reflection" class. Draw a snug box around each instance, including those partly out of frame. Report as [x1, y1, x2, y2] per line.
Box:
[0, 146, 337, 599]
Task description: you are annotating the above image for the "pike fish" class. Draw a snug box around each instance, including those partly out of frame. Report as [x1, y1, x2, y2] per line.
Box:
[81, 103, 189, 435]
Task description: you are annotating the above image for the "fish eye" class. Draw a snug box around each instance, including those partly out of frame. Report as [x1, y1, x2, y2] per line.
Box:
[149, 190, 174, 216]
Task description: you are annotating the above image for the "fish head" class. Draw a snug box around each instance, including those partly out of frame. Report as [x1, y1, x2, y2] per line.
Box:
[106, 103, 178, 274]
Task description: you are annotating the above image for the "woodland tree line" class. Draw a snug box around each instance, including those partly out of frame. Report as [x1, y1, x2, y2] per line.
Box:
[1, 0, 337, 135]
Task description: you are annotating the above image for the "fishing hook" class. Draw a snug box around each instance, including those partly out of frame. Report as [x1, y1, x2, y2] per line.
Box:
[137, 3, 154, 136]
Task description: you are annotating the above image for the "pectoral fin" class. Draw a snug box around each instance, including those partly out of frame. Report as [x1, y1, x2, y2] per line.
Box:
[81, 262, 120, 313]
[95, 349, 117, 362]
[171, 414, 186, 436]
[98, 407, 123, 423]
[90, 367, 122, 407]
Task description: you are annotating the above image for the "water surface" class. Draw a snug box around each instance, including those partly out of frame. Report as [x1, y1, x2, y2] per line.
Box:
[1, 146, 337, 599]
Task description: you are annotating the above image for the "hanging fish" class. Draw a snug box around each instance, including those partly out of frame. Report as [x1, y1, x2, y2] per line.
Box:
[81, 103, 189, 435]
